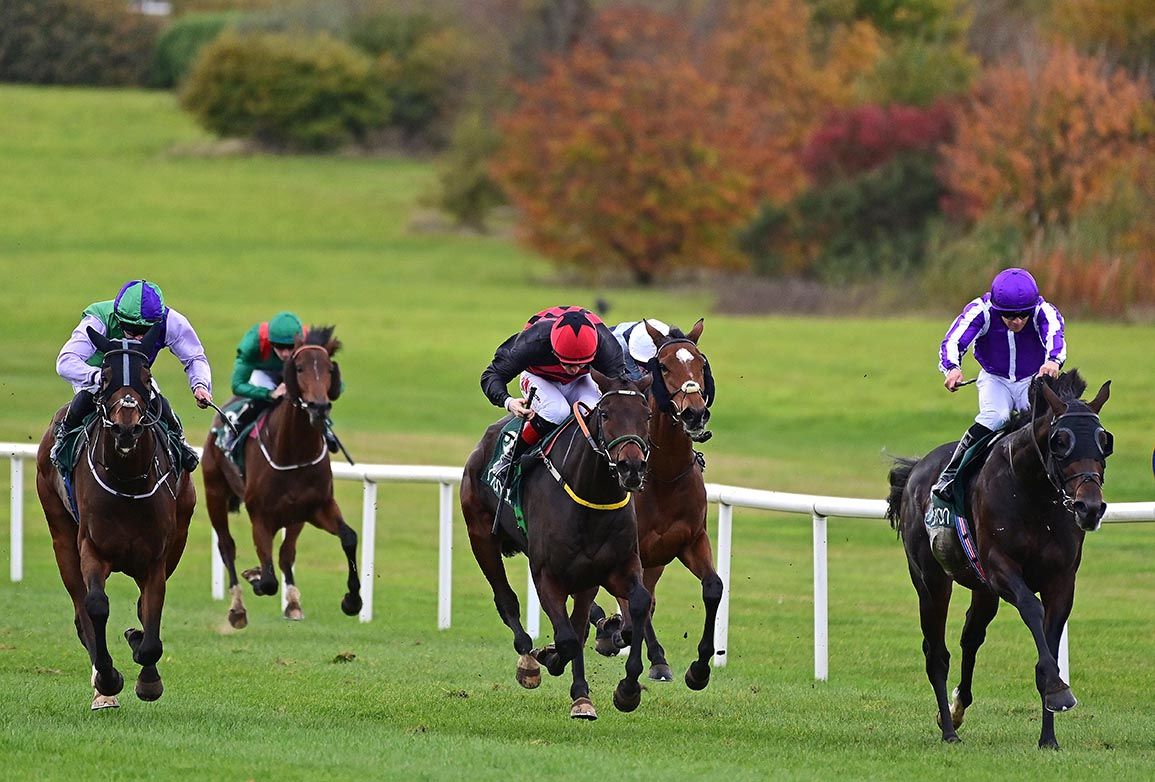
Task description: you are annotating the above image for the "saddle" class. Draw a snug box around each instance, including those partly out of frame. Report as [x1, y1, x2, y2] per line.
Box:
[924, 426, 1008, 586]
[210, 399, 262, 476]
[482, 415, 573, 542]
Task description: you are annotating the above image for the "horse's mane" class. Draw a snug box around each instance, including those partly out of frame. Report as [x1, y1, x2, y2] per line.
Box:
[305, 325, 341, 355]
[666, 326, 688, 341]
[1001, 369, 1087, 433]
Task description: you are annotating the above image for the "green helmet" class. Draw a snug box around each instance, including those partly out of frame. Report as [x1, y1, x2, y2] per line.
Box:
[268, 311, 304, 346]
[113, 280, 167, 327]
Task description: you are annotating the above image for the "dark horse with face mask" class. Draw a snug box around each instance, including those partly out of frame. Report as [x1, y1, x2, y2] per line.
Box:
[886, 370, 1112, 749]
[36, 325, 195, 710]
[461, 371, 654, 720]
[591, 319, 720, 689]
[201, 326, 360, 628]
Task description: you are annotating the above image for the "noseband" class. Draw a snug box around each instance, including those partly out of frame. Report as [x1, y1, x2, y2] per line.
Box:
[575, 390, 651, 472]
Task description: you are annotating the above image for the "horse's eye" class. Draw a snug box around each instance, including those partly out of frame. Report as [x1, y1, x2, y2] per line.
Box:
[1096, 428, 1114, 457]
[1050, 429, 1075, 459]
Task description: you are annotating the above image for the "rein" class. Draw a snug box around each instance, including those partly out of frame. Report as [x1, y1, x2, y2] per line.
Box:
[84, 414, 176, 501]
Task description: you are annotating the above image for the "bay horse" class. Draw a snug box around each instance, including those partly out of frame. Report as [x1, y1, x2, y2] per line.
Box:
[591, 319, 720, 689]
[35, 324, 195, 709]
[201, 325, 360, 628]
[886, 370, 1112, 748]
[460, 370, 654, 719]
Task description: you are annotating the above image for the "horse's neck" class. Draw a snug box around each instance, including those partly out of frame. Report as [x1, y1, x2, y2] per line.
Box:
[648, 412, 693, 479]
[1001, 426, 1055, 495]
[269, 402, 322, 461]
[556, 422, 622, 503]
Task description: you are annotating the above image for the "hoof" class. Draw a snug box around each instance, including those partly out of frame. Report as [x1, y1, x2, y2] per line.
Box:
[594, 614, 625, 657]
[94, 668, 124, 697]
[613, 680, 641, 713]
[135, 671, 164, 702]
[228, 608, 248, 629]
[943, 733, 962, 744]
[685, 660, 711, 691]
[533, 645, 565, 677]
[91, 692, 120, 710]
[570, 696, 597, 720]
[648, 663, 673, 682]
[1039, 738, 1061, 750]
[340, 593, 362, 616]
[1044, 686, 1077, 713]
[516, 654, 541, 689]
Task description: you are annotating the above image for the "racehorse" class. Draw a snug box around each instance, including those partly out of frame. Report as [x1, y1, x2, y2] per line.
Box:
[460, 370, 654, 719]
[590, 319, 720, 689]
[886, 370, 1112, 748]
[201, 325, 360, 628]
[35, 325, 195, 710]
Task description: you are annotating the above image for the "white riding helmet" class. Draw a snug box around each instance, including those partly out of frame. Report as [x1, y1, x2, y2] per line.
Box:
[627, 318, 670, 364]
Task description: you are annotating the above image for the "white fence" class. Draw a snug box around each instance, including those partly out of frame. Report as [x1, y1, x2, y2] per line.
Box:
[5, 442, 1153, 680]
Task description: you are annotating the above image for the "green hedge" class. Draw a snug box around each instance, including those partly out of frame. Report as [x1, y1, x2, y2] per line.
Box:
[151, 12, 237, 88]
[0, 0, 160, 86]
[180, 31, 391, 152]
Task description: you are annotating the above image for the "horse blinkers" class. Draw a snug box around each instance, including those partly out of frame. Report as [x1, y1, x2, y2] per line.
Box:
[647, 341, 713, 442]
[1047, 411, 1112, 529]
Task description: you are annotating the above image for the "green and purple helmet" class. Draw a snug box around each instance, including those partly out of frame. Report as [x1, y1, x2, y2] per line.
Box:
[113, 280, 167, 327]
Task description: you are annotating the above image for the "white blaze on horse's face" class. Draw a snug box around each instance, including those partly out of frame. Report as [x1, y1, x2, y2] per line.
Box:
[675, 348, 695, 365]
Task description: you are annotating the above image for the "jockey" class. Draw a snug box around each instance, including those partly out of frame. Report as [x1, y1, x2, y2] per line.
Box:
[611, 318, 670, 381]
[932, 267, 1066, 503]
[54, 279, 212, 470]
[227, 312, 339, 453]
[481, 305, 629, 483]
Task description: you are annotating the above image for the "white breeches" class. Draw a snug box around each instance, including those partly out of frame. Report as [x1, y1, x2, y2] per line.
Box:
[519, 372, 601, 425]
[975, 370, 1032, 429]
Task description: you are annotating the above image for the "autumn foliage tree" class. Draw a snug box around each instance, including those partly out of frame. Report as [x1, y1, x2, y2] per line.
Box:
[938, 43, 1152, 228]
[491, 8, 778, 284]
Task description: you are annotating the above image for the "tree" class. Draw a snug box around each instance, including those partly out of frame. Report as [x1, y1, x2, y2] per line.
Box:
[938, 43, 1152, 228]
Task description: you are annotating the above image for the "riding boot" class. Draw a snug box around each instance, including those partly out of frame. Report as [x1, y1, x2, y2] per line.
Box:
[159, 395, 199, 472]
[931, 423, 992, 504]
[50, 390, 96, 468]
[490, 416, 553, 488]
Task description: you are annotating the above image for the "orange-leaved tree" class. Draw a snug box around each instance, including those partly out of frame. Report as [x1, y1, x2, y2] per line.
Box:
[938, 42, 1152, 228]
[491, 7, 780, 284]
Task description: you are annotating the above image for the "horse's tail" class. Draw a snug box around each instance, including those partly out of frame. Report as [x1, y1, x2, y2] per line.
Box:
[885, 456, 919, 533]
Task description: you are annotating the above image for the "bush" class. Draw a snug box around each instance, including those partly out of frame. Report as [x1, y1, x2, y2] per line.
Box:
[151, 12, 237, 88]
[0, 0, 160, 86]
[180, 31, 390, 152]
[431, 111, 506, 231]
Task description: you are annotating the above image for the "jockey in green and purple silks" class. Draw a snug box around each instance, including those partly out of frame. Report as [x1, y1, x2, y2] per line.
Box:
[53, 279, 213, 470]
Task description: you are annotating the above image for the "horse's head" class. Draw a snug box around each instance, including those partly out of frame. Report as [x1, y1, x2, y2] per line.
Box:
[1037, 373, 1113, 531]
[646, 318, 713, 442]
[283, 325, 342, 429]
[590, 369, 652, 492]
[88, 325, 160, 454]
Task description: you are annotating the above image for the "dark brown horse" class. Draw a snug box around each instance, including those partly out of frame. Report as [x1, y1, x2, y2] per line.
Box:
[591, 319, 720, 689]
[461, 371, 654, 719]
[35, 325, 195, 710]
[201, 326, 360, 628]
[886, 370, 1112, 748]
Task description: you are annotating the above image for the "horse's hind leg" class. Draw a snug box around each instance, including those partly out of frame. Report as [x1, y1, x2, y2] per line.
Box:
[313, 499, 362, 616]
[205, 465, 247, 627]
[465, 515, 533, 658]
[912, 565, 956, 742]
[679, 532, 724, 690]
[952, 588, 999, 730]
[244, 513, 280, 597]
[589, 600, 625, 657]
[278, 522, 306, 620]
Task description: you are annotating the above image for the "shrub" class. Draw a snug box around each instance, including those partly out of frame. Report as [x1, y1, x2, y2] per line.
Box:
[0, 0, 160, 86]
[151, 12, 237, 88]
[432, 111, 506, 231]
[180, 31, 390, 152]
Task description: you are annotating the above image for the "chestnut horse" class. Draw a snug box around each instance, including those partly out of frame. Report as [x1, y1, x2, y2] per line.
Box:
[36, 325, 195, 710]
[886, 371, 1112, 748]
[201, 326, 360, 628]
[591, 319, 720, 689]
[460, 371, 653, 720]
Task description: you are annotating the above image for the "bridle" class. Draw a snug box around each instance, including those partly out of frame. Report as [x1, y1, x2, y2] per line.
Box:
[575, 390, 651, 470]
[1031, 394, 1111, 510]
[652, 339, 711, 417]
[257, 343, 332, 470]
[286, 343, 331, 413]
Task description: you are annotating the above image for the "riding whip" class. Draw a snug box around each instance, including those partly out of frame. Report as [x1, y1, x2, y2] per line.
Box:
[325, 420, 356, 465]
[202, 399, 241, 437]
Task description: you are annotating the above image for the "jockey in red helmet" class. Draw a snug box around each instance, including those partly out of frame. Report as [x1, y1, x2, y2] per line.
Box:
[481, 306, 629, 482]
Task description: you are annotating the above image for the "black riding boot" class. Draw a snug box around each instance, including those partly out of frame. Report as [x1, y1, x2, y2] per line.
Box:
[50, 390, 96, 468]
[158, 395, 199, 472]
[490, 416, 555, 487]
[931, 422, 992, 504]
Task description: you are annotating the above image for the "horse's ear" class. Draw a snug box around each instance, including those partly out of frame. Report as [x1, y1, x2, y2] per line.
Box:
[687, 318, 704, 344]
[644, 319, 668, 348]
[328, 361, 342, 400]
[87, 326, 112, 354]
[634, 372, 653, 395]
[1040, 379, 1067, 417]
[590, 368, 611, 391]
[141, 321, 164, 352]
[1089, 380, 1111, 414]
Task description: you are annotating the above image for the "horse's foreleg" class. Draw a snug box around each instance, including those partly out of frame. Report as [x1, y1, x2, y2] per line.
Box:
[245, 515, 279, 597]
[79, 545, 122, 698]
[312, 500, 361, 617]
[953, 588, 999, 730]
[679, 532, 723, 690]
[533, 573, 579, 680]
[640, 566, 672, 681]
[125, 567, 166, 701]
[567, 588, 598, 720]
[279, 522, 306, 620]
[1037, 577, 1078, 749]
[606, 567, 650, 713]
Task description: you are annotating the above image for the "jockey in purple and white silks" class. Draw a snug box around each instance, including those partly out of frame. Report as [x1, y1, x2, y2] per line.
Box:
[932, 267, 1066, 503]
[53, 279, 213, 471]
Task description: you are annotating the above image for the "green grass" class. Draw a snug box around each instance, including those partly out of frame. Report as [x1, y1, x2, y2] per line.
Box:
[1, 84, 1153, 780]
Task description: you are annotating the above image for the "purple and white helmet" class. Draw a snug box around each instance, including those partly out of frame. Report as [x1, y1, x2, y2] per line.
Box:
[989, 268, 1041, 312]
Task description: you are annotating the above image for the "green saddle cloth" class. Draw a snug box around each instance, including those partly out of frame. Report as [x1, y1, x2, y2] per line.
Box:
[482, 415, 573, 536]
[210, 399, 260, 475]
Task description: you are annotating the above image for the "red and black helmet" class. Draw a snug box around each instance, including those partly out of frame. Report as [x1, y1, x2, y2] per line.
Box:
[549, 310, 599, 364]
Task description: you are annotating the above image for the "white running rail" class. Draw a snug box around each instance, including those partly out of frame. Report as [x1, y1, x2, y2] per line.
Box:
[5, 442, 1152, 680]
